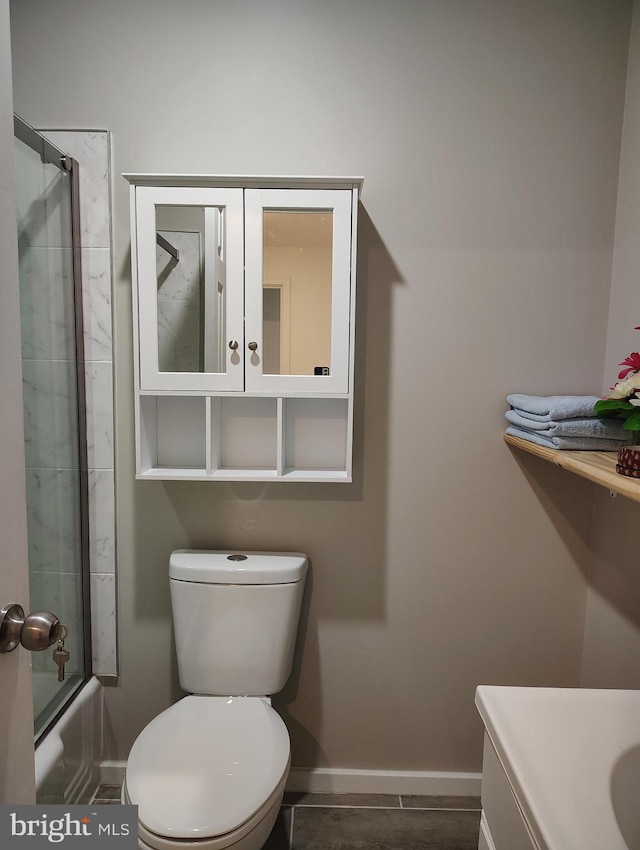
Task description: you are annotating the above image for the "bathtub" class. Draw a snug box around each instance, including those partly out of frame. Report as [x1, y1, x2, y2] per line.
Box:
[35, 676, 103, 804]
[475, 686, 640, 850]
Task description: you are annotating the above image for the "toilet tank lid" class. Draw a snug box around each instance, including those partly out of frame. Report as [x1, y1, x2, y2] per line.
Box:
[169, 550, 308, 584]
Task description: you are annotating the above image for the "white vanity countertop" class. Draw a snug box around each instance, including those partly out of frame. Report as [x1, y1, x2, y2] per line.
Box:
[475, 686, 640, 850]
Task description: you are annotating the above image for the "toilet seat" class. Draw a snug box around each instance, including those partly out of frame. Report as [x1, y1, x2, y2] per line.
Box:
[125, 696, 290, 849]
[125, 777, 287, 850]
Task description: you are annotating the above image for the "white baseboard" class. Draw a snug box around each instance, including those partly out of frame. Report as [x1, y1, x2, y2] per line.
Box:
[102, 760, 481, 798]
[285, 767, 482, 797]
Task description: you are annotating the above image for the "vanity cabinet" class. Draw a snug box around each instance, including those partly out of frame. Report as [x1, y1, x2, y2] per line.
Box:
[479, 734, 537, 850]
[125, 174, 362, 482]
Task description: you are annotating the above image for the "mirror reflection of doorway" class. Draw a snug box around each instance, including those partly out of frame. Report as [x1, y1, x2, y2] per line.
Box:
[262, 210, 332, 378]
[263, 279, 291, 375]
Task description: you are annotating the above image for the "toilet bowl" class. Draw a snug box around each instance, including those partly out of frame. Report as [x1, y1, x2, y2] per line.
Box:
[124, 696, 290, 850]
[124, 551, 307, 850]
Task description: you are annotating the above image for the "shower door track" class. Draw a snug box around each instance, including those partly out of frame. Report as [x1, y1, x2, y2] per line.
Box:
[14, 114, 93, 744]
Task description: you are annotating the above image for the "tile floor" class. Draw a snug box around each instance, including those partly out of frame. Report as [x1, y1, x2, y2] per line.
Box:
[92, 784, 122, 805]
[91, 786, 481, 849]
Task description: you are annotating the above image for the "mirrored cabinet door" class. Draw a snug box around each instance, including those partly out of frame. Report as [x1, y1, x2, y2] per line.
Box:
[135, 185, 244, 391]
[244, 188, 353, 394]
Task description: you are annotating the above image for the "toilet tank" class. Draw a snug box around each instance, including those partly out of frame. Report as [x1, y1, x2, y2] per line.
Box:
[169, 550, 308, 696]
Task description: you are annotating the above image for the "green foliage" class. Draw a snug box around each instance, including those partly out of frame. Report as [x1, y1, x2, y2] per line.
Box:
[594, 398, 635, 415]
[623, 409, 640, 431]
[594, 398, 640, 429]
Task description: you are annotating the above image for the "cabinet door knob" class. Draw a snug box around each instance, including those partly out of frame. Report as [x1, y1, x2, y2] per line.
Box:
[228, 340, 239, 350]
[248, 341, 258, 351]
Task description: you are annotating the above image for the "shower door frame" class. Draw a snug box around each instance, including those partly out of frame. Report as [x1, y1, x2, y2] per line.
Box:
[14, 114, 93, 742]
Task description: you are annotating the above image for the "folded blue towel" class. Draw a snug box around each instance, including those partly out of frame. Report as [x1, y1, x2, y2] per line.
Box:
[506, 394, 599, 421]
[506, 426, 627, 451]
[505, 409, 629, 440]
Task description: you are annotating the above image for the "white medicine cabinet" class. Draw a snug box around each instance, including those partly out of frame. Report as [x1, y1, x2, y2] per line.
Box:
[125, 174, 363, 482]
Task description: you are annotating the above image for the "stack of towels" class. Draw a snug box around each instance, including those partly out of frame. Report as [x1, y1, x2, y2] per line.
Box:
[505, 394, 631, 451]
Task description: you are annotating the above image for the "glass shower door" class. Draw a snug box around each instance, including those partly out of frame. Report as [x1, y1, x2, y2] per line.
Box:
[13, 117, 90, 740]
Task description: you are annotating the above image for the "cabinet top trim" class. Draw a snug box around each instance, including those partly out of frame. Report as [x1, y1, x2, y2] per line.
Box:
[123, 173, 364, 194]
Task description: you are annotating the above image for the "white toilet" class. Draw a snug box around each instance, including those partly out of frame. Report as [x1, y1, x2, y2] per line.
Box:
[122, 549, 308, 850]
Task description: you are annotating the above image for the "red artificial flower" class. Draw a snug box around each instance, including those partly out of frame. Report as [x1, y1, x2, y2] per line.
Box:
[618, 351, 640, 379]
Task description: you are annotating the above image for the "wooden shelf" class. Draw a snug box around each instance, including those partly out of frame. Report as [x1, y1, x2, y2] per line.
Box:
[504, 433, 640, 504]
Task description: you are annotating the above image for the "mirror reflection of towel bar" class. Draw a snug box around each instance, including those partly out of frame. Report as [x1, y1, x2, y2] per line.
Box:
[156, 232, 179, 262]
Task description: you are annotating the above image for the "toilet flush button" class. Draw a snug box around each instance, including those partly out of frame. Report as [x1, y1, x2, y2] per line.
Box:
[227, 554, 248, 561]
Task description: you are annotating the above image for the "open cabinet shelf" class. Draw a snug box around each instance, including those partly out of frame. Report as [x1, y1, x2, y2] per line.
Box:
[504, 433, 640, 504]
[137, 395, 353, 482]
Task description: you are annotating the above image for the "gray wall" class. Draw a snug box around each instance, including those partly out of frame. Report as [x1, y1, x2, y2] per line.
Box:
[581, 5, 640, 689]
[9, 0, 632, 772]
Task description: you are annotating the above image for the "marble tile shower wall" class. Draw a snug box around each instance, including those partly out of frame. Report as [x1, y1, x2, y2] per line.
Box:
[39, 129, 117, 677]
